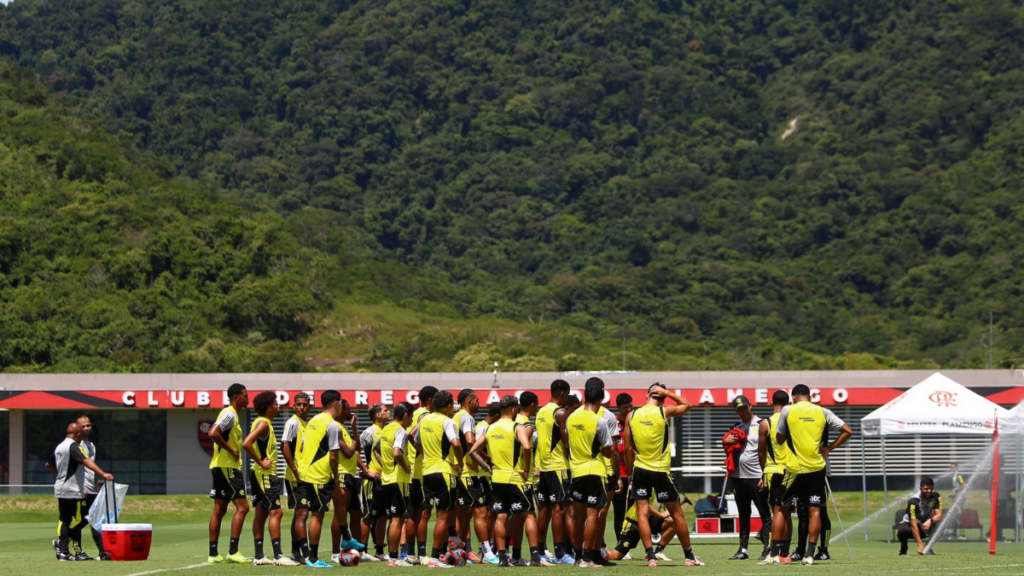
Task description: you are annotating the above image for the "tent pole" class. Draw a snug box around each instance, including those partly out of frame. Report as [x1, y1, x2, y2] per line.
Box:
[882, 436, 890, 544]
[862, 437, 869, 541]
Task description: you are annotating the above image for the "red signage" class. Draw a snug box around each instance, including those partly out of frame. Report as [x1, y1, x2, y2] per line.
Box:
[198, 421, 215, 456]
[0, 386, 911, 409]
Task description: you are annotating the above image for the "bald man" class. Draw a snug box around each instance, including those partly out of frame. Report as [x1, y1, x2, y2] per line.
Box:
[47, 422, 114, 561]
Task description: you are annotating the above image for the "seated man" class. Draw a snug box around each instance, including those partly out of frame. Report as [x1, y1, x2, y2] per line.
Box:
[897, 478, 942, 555]
[608, 500, 676, 561]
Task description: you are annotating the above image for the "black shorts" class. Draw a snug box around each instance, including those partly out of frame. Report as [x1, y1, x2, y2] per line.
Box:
[410, 478, 424, 510]
[537, 471, 570, 505]
[782, 469, 826, 508]
[286, 479, 300, 510]
[457, 476, 492, 508]
[297, 480, 334, 514]
[210, 467, 246, 501]
[768, 472, 797, 508]
[630, 467, 678, 503]
[491, 483, 533, 515]
[570, 475, 607, 509]
[249, 471, 282, 511]
[336, 474, 358, 494]
[360, 478, 385, 518]
[381, 483, 410, 519]
[423, 473, 457, 512]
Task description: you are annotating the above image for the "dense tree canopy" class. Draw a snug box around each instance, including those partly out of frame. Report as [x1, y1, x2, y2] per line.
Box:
[0, 0, 1023, 372]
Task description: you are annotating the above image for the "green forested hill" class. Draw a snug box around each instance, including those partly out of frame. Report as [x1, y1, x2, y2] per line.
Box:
[1, 0, 1023, 372]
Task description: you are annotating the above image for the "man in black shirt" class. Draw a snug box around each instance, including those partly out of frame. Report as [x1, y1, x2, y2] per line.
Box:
[897, 478, 942, 555]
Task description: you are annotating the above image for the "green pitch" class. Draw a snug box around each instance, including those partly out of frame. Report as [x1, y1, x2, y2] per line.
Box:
[1, 495, 1021, 576]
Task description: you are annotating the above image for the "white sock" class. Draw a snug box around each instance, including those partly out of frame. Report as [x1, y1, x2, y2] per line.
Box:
[482, 541, 493, 556]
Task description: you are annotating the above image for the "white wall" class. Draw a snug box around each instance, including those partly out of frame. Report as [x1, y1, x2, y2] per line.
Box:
[166, 408, 222, 495]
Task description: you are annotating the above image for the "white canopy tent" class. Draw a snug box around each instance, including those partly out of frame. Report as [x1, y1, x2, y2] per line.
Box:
[859, 372, 1010, 542]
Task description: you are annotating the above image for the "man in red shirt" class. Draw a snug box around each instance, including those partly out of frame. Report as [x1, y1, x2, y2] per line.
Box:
[612, 393, 633, 538]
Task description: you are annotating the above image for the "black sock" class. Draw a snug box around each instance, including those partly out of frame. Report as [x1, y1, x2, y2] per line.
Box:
[566, 540, 575, 556]
[806, 542, 816, 558]
[432, 547, 444, 560]
[400, 543, 409, 556]
[229, 537, 239, 555]
[272, 538, 282, 559]
[209, 541, 218, 557]
[390, 550, 399, 560]
[254, 538, 264, 559]
[512, 546, 522, 560]
[498, 549, 509, 565]
[340, 525, 351, 541]
[91, 528, 105, 553]
[783, 539, 791, 557]
[448, 526, 457, 538]
[554, 543, 565, 558]
[418, 543, 427, 557]
[645, 546, 656, 561]
[530, 546, 541, 563]
[375, 544, 385, 555]
[655, 545, 665, 554]
[771, 539, 782, 557]
[582, 549, 593, 562]
[310, 544, 319, 561]
[299, 539, 309, 560]
[684, 548, 695, 561]
[333, 545, 341, 555]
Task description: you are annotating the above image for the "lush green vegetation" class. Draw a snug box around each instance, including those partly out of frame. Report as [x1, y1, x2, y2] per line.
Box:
[1, 0, 1023, 372]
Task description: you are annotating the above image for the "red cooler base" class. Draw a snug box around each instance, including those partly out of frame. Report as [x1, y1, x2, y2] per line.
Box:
[102, 523, 153, 561]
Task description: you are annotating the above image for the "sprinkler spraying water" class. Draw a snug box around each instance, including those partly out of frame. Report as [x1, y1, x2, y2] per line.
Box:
[922, 441, 1000, 554]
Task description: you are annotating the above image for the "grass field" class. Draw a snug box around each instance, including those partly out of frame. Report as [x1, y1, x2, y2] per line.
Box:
[1, 493, 1022, 576]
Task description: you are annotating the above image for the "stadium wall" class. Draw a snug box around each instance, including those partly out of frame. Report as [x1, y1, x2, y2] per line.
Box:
[2, 370, 1020, 494]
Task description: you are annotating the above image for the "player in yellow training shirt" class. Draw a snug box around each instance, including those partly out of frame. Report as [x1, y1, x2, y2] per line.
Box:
[207, 383, 249, 564]
[281, 392, 310, 563]
[470, 395, 537, 567]
[758, 390, 796, 562]
[374, 402, 414, 565]
[410, 386, 438, 564]
[451, 389, 486, 563]
[412, 390, 463, 567]
[294, 390, 346, 567]
[768, 384, 851, 566]
[242, 391, 298, 565]
[566, 384, 614, 567]
[623, 383, 704, 567]
[329, 399, 372, 562]
[535, 380, 574, 564]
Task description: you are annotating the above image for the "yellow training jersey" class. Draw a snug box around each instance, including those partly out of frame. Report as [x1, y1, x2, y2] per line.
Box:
[628, 405, 670, 473]
[536, 402, 568, 472]
[364, 424, 383, 474]
[487, 418, 526, 485]
[596, 407, 615, 476]
[337, 423, 358, 477]
[297, 412, 339, 485]
[250, 416, 278, 479]
[474, 420, 492, 478]
[412, 407, 429, 480]
[567, 408, 609, 478]
[283, 415, 306, 482]
[781, 401, 830, 474]
[763, 412, 790, 476]
[453, 409, 480, 478]
[210, 406, 243, 470]
[419, 412, 458, 476]
[379, 421, 412, 485]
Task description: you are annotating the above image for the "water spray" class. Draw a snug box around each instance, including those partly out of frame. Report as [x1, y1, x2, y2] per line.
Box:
[922, 442, 999, 554]
[824, 476, 853, 559]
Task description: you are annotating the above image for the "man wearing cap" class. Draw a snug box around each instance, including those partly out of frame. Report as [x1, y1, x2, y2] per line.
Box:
[722, 395, 770, 561]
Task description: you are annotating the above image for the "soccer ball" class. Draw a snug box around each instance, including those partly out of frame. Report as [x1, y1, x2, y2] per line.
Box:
[451, 548, 468, 567]
[443, 549, 467, 567]
[599, 547, 610, 561]
[340, 550, 360, 566]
